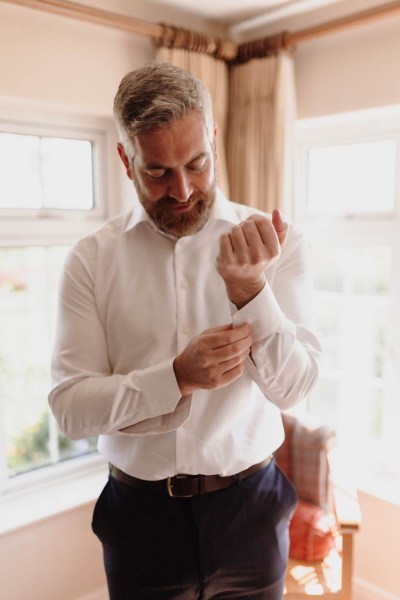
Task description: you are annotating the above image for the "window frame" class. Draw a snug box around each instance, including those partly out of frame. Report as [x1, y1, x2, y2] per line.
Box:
[295, 107, 400, 497]
[0, 118, 109, 222]
[0, 112, 120, 501]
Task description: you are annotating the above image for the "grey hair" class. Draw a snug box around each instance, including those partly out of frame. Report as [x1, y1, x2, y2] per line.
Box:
[113, 61, 214, 154]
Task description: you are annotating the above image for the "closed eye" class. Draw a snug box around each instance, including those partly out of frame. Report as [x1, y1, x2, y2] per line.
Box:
[187, 156, 207, 171]
[145, 168, 167, 179]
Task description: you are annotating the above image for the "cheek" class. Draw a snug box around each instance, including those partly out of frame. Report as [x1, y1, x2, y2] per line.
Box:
[135, 173, 166, 201]
[194, 167, 215, 191]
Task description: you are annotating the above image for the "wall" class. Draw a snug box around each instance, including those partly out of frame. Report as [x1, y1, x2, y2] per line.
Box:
[238, 0, 400, 120]
[354, 492, 400, 600]
[0, 0, 224, 117]
[294, 14, 400, 119]
[0, 502, 106, 600]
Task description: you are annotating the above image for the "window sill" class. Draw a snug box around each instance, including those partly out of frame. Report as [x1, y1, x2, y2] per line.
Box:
[0, 454, 109, 536]
[333, 446, 400, 505]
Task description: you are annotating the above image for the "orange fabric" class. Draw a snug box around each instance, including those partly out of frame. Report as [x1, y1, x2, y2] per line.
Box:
[289, 500, 335, 562]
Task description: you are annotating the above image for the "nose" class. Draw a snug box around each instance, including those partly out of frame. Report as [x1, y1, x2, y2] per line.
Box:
[169, 170, 192, 203]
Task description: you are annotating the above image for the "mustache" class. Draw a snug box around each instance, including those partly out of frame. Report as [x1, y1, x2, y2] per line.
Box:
[157, 193, 204, 208]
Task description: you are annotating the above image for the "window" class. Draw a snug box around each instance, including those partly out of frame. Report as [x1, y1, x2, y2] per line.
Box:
[296, 108, 400, 499]
[0, 134, 94, 210]
[0, 116, 113, 496]
[0, 245, 97, 478]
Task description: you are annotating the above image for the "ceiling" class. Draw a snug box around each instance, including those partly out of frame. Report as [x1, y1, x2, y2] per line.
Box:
[147, 0, 394, 39]
[152, 0, 347, 27]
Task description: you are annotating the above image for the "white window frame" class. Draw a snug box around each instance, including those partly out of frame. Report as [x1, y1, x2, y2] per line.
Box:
[295, 107, 400, 502]
[0, 116, 115, 246]
[0, 109, 120, 512]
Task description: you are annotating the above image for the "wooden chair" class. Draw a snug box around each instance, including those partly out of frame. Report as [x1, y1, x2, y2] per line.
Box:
[275, 413, 361, 600]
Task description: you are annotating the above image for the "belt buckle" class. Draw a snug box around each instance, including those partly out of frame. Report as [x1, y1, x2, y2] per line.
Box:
[167, 474, 196, 498]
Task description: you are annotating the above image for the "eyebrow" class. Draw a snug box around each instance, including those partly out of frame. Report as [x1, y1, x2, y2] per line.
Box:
[144, 152, 209, 171]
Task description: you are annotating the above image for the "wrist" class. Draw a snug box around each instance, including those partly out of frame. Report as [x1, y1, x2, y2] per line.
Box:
[224, 275, 266, 309]
[173, 356, 195, 397]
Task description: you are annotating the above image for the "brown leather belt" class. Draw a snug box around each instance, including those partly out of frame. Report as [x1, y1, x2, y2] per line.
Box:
[109, 455, 273, 498]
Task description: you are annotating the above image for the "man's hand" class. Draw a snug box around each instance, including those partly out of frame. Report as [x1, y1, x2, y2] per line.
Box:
[216, 209, 288, 309]
[173, 323, 252, 396]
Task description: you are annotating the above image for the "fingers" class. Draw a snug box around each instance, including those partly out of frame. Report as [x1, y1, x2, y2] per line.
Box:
[173, 324, 252, 396]
[202, 322, 251, 349]
[217, 216, 280, 277]
[224, 216, 279, 259]
[272, 209, 288, 248]
[201, 322, 252, 365]
[219, 348, 251, 373]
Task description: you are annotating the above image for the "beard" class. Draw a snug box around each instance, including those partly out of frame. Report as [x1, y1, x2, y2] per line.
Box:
[134, 179, 217, 238]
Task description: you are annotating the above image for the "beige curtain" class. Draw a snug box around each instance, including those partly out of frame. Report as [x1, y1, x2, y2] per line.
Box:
[227, 52, 297, 215]
[155, 46, 230, 197]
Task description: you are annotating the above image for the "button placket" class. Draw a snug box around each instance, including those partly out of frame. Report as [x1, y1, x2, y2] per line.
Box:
[174, 239, 193, 473]
[174, 239, 191, 350]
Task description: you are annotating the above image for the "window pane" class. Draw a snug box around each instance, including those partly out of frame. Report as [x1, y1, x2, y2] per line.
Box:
[313, 300, 342, 370]
[311, 246, 343, 292]
[311, 244, 391, 296]
[308, 378, 340, 431]
[308, 140, 396, 215]
[42, 138, 94, 210]
[309, 243, 392, 451]
[0, 134, 42, 208]
[0, 246, 97, 477]
[0, 133, 94, 210]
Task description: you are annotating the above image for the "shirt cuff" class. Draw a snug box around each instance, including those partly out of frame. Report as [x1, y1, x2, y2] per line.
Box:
[119, 358, 191, 435]
[231, 282, 285, 342]
[132, 357, 183, 418]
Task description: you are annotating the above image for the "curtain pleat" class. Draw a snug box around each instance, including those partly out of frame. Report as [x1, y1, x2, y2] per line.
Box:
[227, 53, 297, 215]
[155, 46, 230, 197]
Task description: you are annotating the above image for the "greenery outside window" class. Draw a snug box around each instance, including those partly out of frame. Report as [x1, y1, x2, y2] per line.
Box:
[0, 117, 111, 497]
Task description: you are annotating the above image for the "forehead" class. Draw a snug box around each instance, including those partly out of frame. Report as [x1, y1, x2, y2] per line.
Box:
[133, 111, 211, 167]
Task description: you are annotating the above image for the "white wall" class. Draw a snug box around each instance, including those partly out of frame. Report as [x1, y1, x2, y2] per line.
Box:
[294, 15, 400, 119]
[0, 0, 223, 117]
[0, 502, 106, 600]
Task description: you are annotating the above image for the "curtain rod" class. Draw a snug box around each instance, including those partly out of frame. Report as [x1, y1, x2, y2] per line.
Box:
[4, 0, 400, 61]
[286, 0, 400, 46]
[235, 0, 400, 62]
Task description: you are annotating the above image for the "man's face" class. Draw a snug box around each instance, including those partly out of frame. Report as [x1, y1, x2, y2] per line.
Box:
[118, 110, 217, 238]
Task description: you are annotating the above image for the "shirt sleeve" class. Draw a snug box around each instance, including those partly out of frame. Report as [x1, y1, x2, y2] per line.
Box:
[48, 242, 190, 440]
[231, 224, 321, 411]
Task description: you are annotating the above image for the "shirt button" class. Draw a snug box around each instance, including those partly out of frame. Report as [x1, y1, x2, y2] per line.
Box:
[181, 280, 189, 289]
[182, 325, 190, 335]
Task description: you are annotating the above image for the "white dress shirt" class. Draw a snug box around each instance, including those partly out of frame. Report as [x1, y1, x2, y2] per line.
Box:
[49, 189, 320, 479]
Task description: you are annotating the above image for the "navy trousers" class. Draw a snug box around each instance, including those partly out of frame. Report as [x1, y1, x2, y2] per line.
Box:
[92, 459, 298, 600]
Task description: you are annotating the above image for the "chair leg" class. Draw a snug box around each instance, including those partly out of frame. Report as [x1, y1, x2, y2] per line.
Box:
[341, 532, 354, 600]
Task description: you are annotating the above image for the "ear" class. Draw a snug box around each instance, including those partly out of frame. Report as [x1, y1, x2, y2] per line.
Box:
[212, 124, 218, 163]
[117, 143, 133, 180]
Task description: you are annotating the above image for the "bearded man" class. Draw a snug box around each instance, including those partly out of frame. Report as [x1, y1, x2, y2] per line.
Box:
[49, 62, 320, 600]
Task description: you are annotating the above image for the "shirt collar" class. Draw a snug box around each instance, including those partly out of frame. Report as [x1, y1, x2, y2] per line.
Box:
[209, 187, 241, 226]
[123, 199, 152, 233]
[123, 187, 241, 235]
